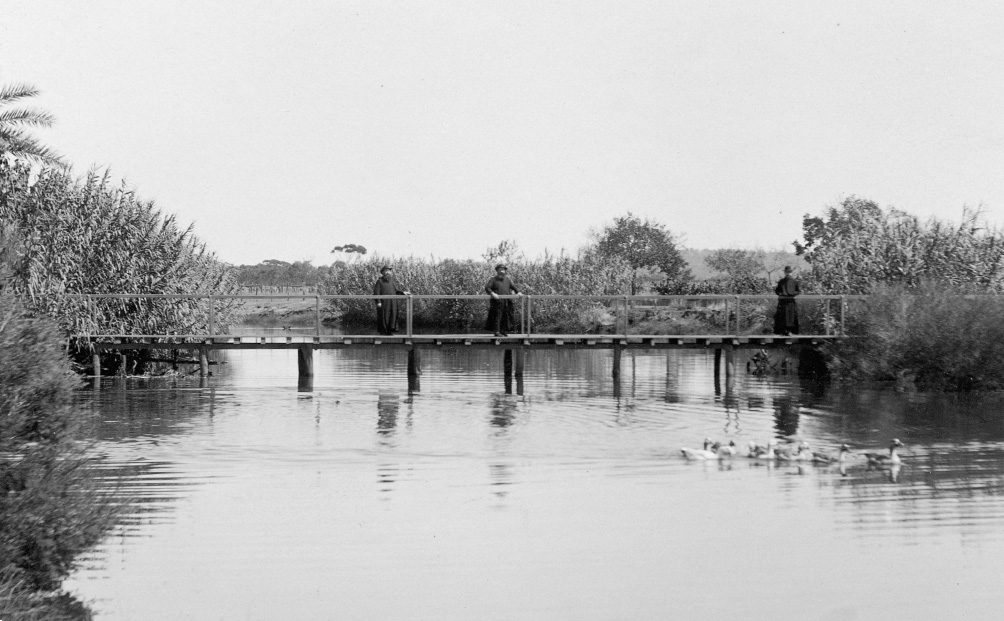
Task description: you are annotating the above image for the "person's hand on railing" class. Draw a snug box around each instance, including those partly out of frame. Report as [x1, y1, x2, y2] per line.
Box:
[491, 291, 500, 300]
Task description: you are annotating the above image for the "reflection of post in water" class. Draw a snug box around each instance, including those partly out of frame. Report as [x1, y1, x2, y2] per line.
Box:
[722, 374, 739, 433]
[773, 396, 800, 437]
[490, 392, 517, 429]
[407, 347, 421, 393]
[504, 349, 513, 394]
[503, 348, 525, 395]
[377, 392, 399, 437]
[489, 462, 513, 502]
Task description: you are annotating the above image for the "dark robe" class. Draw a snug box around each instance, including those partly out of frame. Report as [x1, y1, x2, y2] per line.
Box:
[373, 276, 406, 334]
[773, 275, 800, 335]
[484, 275, 519, 335]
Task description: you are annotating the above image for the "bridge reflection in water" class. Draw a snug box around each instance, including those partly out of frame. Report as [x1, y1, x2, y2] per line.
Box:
[67, 293, 847, 385]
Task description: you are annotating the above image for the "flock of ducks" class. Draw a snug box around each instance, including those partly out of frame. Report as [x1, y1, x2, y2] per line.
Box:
[681, 437, 905, 468]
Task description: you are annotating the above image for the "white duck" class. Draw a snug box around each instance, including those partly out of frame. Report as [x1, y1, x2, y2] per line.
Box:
[681, 438, 718, 460]
[712, 440, 737, 458]
[864, 439, 904, 467]
[752, 439, 778, 460]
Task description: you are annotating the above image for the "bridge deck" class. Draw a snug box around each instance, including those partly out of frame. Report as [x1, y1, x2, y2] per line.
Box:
[90, 333, 838, 350]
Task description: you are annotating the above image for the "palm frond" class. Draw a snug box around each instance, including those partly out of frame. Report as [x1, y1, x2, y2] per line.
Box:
[0, 108, 56, 128]
[0, 83, 41, 105]
[0, 131, 66, 166]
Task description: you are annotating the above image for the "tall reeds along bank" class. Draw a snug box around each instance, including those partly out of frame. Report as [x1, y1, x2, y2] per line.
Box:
[823, 284, 1004, 390]
[796, 197, 1004, 294]
[0, 293, 118, 619]
[319, 250, 633, 333]
[0, 159, 241, 373]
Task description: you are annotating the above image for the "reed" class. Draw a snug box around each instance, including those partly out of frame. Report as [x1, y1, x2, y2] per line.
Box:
[0, 159, 240, 369]
[319, 251, 640, 332]
[823, 283, 1004, 390]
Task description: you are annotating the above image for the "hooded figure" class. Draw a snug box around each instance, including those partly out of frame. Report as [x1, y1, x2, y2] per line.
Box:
[773, 265, 800, 335]
[373, 266, 409, 335]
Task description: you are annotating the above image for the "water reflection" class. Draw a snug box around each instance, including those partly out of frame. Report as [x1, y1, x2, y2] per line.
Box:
[65, 349, 1004, 620]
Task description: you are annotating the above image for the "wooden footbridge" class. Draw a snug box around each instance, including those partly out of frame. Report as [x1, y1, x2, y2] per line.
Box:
[69, 293, 848, 381]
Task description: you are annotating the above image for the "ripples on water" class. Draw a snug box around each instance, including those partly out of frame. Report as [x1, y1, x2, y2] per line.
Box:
[65, 348, 1004, 620]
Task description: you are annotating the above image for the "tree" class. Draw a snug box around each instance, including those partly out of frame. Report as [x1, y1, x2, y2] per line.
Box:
[795, 197, 1004, 293]
[705, 248, 764, 280]
[0, 82, 64, 166]
[594, 213, 691, 294]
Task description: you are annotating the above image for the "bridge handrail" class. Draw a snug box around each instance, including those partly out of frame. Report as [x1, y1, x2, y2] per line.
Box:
[61, 292, 858, 340]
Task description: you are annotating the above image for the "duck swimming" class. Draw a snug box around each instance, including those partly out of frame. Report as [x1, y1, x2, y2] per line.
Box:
[711, 440, 737, 458]
[810, 443, 852, 464]
[864, 439, 904, 467]
[752, 439, 778, 460]
[681, 438, 718, 460]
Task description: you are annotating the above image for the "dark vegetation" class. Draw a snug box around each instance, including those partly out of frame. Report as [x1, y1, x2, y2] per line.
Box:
[0, 293, 117, 619]
[0, 158, 241, 375]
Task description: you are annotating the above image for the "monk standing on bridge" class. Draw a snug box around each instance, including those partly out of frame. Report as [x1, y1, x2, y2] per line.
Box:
[373, 266, 410, 335]
[485, 264, 523, 337]
[773, 265, 800, 335]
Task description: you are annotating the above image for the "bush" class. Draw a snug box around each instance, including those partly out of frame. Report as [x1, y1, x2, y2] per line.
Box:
[0, 293, 117, 608]
[824, 283, 1004, 390]
[0, 159, 240, 370]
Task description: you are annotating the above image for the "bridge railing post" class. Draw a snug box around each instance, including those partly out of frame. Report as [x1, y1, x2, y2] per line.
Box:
[315, 294, 321, 337]
[840, 295, 846, 336]
[724, 297, 730, 334]
[406, 295, 413, 337]
[623, 295, 629, 339]
[526, 295, 533, 337]
[208, 295, 215, 338]
[734, 295, 742, 335]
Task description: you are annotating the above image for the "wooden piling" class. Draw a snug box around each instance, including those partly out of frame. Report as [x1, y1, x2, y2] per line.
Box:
[297, 345, 314, 378]
[724, 348, 735, 379]
[613, 345, 622, 378]
[92, 352, 101, 378]
[199, 348, 209, 377]
[407, 347, 422, 378]
[514, 347, 524, 379]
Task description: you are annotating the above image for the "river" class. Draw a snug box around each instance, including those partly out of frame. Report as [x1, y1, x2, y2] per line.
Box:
[63, 344, 1004, 620]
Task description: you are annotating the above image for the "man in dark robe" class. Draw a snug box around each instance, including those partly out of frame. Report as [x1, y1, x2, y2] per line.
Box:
[773, 265, 800, 335]
[484, 264, 523, 337]
[373, 266, 409, 335]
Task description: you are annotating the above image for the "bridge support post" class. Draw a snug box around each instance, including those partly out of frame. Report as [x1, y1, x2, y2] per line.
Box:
[92, 352, 101, 378]
[408, 347, 422, 378]
[724, 348, 735, 379]
[514, 347, 524, 379]
[714, 348, 722, 386]
[612, 345, 622, 379]
[297, 345, 314, 378]
[199, 348, 209, 377]
[503, 349, 513, 379]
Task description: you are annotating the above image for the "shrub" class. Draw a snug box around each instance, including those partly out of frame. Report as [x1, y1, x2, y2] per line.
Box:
[0, 293, 117, 599]
[824, 283, 1004, 390]
[0, 159, 241, 370]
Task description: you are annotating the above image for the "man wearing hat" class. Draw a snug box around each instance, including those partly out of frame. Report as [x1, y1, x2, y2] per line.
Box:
[773, 265, 800, 335]
[373, 266, 410, 335]
[484, 264, 523, 337]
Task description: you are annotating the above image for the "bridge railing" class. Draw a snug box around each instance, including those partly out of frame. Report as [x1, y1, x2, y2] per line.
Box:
[64, 293, 849, 340]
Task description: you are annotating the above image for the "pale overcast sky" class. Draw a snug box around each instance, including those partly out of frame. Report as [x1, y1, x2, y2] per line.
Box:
[2, 1, 1003, 265]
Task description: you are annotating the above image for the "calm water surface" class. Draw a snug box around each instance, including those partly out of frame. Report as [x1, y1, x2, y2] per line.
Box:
[64, 346, 1004, 620]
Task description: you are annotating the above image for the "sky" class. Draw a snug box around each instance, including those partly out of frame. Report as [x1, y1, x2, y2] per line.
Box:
[2, 1, 1004, 266]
